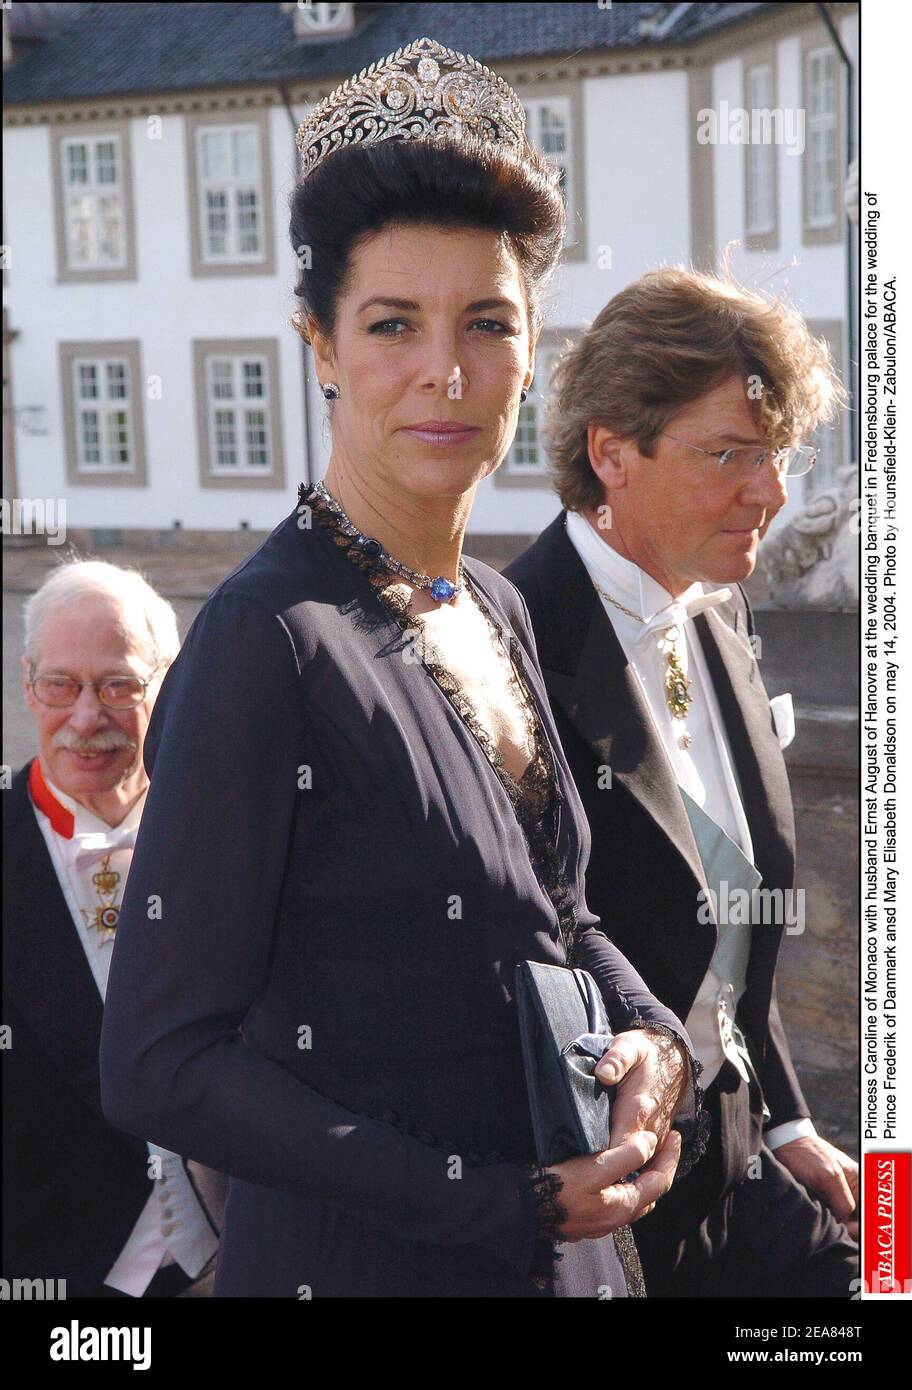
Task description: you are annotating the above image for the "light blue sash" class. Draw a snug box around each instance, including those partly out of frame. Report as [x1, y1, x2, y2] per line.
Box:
[678, 789, 769, 1115]
[678, 788, 761, 1004]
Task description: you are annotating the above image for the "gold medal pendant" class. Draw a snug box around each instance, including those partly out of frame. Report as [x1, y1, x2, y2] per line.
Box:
[592, 578, 698, 748]
[88, 852, 121, 939]
[659, 624, 692, 721]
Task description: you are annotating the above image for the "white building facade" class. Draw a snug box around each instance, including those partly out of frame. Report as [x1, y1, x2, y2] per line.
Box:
[2, 2, 859, 550]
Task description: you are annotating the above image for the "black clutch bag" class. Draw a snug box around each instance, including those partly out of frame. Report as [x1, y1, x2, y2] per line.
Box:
[515, 960, 617, 1166]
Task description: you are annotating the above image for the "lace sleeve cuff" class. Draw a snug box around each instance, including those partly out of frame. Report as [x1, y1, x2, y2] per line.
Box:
[521, 1163, 567, 1238]
[518, 1162, 569, 1288]
[622, 1018, 710, 1179]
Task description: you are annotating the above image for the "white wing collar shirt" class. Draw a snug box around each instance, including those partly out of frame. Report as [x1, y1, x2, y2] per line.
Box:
[564, 511, 814, 1150]
[29, 763, 218, 1295]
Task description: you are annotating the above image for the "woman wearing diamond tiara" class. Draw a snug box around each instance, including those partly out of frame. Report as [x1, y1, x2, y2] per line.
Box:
[100, 37, 703, 1298]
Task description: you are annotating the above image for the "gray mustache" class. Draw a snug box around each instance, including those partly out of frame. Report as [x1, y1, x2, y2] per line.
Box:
[53, 730, 136, 753]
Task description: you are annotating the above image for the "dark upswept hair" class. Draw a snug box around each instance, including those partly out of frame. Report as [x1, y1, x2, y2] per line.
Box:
[545, 265, 848, 514]
[288, 134, 566, 348]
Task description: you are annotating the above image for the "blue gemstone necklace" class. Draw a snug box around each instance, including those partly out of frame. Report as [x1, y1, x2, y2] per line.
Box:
[309, 480, 465, 603]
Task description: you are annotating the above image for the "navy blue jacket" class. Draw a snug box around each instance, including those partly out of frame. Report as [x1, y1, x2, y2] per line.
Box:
[99, 501, 695, 1297]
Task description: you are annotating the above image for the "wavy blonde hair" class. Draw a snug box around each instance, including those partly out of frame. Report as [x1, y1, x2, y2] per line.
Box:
[545, 265, 847, 513]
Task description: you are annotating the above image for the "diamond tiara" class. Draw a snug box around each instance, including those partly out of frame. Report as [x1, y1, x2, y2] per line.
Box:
[294, 36, 528, 182]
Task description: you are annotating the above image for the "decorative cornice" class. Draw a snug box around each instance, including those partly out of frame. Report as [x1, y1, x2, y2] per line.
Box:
[3, 84, 283, 131]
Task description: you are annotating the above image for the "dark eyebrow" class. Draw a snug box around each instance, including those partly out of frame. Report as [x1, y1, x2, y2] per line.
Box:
[355, 296, 520, 316]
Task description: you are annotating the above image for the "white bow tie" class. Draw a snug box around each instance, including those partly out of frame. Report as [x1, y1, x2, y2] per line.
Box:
[70, 824, 139, 870]
[635, 587, 732, 645]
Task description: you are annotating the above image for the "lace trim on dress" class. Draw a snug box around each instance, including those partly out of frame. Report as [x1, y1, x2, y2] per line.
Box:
[298, 483, 662, 1297]
[299, 480, 582, 964]
[522, 1163, 569, 1289]
[623, 1017, 710, 1179]
[370, 1107, 568, 1291]
[369, 1108, 640, 1295]
[520, 1163, 645, 1296]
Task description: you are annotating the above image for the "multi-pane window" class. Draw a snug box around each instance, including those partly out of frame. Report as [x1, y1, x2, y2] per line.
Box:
[61, 135, 125, 268]
[808, 421, 839, 493]
[746, 63, 775, 236]
[205, 355, 271, 473]
[196, 126, 264, 262]
[504, 350, 561, 477]
[523, 98, 576, 247]
[805, 323, 844, 495]
[72, 357, 133, 472]
[807, 47, 839, 227]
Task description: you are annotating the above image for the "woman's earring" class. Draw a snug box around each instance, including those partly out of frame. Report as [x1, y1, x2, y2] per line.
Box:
[322, 382, 340, 400]
[520, 385, 530, 403]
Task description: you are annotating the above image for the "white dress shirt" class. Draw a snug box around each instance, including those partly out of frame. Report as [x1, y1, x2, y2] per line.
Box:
[564, 511, 814, 1149]
[30, 767, 219, 1295]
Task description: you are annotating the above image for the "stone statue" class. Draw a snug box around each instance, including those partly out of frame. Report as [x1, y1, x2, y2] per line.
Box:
[760, 465, 859, 609]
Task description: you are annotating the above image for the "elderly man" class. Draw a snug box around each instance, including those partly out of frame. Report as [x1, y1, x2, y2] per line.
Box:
[505, 268, 859, 1297]
[3, 560, 222, 1297]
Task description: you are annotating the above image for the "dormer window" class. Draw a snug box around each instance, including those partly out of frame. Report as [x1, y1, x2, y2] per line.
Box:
[288, 2, 355, 36]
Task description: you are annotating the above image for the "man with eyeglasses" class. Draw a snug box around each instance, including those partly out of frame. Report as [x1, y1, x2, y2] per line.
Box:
[505, 267, 859, 1297]
[3, 560, 223, 1297]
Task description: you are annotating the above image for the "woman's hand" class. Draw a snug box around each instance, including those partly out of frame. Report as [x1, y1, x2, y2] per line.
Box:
[536, 1028, 692, 1242]
[597, 1026, 690, 1155]
[545, 1129, 682, 1241]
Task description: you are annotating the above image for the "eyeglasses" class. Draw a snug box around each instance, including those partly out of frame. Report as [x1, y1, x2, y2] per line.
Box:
[29, 665, 163, 709]
[660, 433, 817, 479]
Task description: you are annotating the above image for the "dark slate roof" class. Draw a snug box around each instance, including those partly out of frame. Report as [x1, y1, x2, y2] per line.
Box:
[7, 2, 86, 42]
[672, 1, 774, 38]
[3, 1, 779, 106]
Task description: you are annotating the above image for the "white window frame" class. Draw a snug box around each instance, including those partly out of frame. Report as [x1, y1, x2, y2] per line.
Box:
[523, 96, 577, 249]
[807, 419, 840, 494]
[804, 320, 846, 497]
[61, 133, 127, 270]
[204, 353, 273, 476]
[501, 345, 563, 480]
[807, 46, 838, 229]
[745, 63, 776, 236]
[72, 355, 134, 474]
[195, 124, 265, 265]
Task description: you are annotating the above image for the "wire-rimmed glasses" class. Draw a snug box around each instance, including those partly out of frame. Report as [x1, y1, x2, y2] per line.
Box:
[660, 433, 817, 479]
[29, 664, 164, 709]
